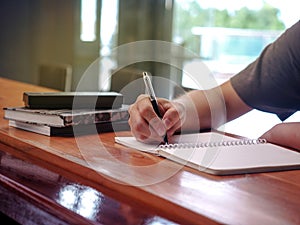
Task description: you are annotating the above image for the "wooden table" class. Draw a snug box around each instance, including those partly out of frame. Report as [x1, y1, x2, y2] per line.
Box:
[0, 77, 299, 225]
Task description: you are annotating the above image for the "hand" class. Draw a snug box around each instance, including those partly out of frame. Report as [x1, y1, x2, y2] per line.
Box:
[260, 122, 300, 150]
[128, 94, 185, 143]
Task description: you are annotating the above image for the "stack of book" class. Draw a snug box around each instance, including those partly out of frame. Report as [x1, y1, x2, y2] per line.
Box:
[4, 91, 130, 136]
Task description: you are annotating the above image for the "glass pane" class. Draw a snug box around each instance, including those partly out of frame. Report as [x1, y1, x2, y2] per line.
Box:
[100, 0, 119, 56]
[99, 0, 119, 91]
[80, 0, 97, 42]
[173, 0, 299, 88]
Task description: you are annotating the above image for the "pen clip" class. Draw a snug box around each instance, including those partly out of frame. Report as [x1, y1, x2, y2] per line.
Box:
[143, 72, 156, 101]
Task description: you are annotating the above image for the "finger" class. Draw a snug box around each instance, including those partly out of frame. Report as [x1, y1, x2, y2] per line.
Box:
[167, 120, 183, 137]
[129, 114, 164, 144]
[128, 98, 166, 141]
[137, 98, 167, 137]
[128, 103, 151, 137]
[162, 101, 185, 130]
[135, 133, 163, 144]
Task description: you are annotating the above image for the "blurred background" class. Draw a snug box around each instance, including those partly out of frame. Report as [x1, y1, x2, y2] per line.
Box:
[0, 0, 299, 137]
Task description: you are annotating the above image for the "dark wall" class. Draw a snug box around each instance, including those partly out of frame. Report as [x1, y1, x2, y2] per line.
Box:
[0, 1, 34, 83]
[0, 0, 76, 85]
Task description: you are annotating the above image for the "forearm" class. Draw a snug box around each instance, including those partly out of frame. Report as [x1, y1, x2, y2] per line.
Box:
[261, 122, 300, 150]
[173, 90, 211, 131]
[174, 81, 252, 132]
[174, 88, 226, 132]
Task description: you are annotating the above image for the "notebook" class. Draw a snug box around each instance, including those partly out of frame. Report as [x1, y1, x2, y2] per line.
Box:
[115, 132, 300, 175]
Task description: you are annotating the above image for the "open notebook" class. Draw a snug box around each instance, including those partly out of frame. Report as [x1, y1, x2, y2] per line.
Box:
[115, 132, 300, 175]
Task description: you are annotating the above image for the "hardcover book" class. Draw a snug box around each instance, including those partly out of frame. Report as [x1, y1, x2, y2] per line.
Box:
[9, 120, 130, 136]
[4, 105, 129, 127]
[23, 91, 123, 109]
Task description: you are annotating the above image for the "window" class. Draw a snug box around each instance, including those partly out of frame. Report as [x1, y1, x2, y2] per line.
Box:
[99, 0, 119, 91]
[173, 0, 300, 138]
[80, 0, 97, 42]
[173, 0, 299, 89]
[100, 0, 118, 56]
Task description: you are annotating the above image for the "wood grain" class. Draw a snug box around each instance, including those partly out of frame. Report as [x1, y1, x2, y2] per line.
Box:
[0, 77, 299, 225]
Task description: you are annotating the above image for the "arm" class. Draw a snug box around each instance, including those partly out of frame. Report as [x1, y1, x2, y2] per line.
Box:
[129, 22, 300, 144]
[128, 80, 252, 143]
[177, 81, 252, 131]
[261, 122, 300, 151]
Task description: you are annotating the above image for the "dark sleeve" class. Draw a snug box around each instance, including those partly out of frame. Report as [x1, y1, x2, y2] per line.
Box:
[230, 20, 300, 121]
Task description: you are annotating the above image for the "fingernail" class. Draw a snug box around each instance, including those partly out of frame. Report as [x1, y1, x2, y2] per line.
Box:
[157, 125, 166, 136]
[163, 118, 171, 129]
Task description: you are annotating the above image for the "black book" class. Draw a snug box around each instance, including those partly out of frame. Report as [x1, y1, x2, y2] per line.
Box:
[23, 91, 123, 109]
[9, 120, 130, 136]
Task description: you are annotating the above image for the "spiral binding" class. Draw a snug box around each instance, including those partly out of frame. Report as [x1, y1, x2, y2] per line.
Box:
[159, 138, 267, 149]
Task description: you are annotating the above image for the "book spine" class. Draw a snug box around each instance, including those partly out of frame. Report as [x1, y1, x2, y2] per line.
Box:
[65, 110, 129, 126]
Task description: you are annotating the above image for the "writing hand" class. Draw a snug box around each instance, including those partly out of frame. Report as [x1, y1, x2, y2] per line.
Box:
[128, 94, 184, 143]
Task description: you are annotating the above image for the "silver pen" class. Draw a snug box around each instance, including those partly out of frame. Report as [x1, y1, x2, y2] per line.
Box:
[143, 72, 168, 144]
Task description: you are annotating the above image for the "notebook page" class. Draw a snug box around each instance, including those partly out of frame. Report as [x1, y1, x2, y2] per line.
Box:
[115, 132, 300, 175]
[115, 132, 238, 154]
[158, 140, 300, 175]
[115, 136, 159, 154]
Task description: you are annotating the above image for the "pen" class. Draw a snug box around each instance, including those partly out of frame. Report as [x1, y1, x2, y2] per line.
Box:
[143, 72, 168, 144]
